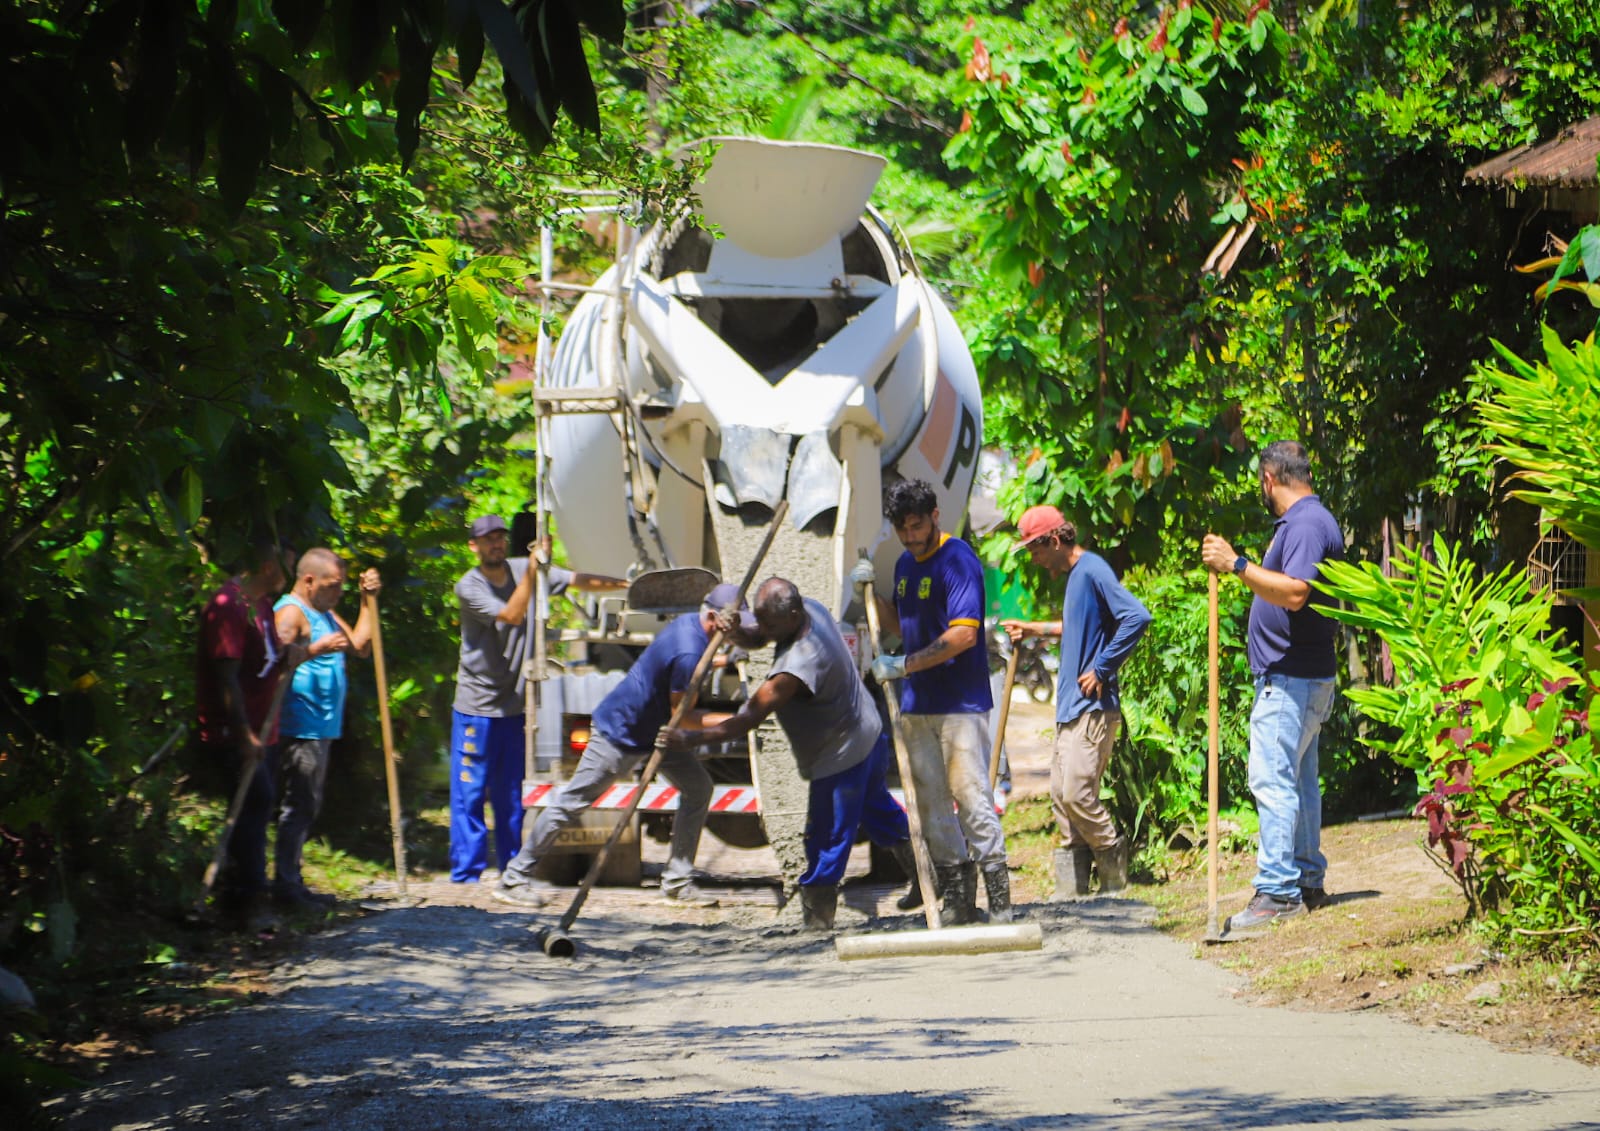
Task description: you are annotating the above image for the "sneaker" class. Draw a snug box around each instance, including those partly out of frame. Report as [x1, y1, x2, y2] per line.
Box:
[1225, 891, 1307, 936]
[1299, 885, 1330, 911]
[491, 878, 554, 908]
[661, 882, 719, 908]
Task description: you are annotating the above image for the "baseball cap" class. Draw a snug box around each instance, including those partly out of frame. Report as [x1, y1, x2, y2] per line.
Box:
[703, 582, 758, 630]
[469, 515, 508, 540]
[1016, 504, 1068, 547]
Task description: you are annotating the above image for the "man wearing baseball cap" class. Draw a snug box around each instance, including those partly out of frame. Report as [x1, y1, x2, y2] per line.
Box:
[1001, 505, 1151, 899]
[492, 581, 746, 907]
[449, 514, 627, 884]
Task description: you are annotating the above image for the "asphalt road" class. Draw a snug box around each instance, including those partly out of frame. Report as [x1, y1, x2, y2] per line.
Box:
[50, 887, 1600, 1130]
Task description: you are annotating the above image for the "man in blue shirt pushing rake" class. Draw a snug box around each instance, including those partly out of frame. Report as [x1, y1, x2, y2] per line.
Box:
[1003, 505, 1151, 900]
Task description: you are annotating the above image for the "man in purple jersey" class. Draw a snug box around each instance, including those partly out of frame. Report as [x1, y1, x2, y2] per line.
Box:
[859, 479, 1011, 925]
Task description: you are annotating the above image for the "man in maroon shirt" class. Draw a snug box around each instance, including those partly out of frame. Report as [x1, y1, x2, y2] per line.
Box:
[194, 539, 299, 922]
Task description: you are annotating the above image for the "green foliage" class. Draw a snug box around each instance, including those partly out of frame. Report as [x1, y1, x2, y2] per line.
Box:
[1319, 536, 1581, 774]
[947, 1, 1600, 565]
[1478, 326, 1600, 554]
[1109, 567, 1254, 845]
[945, 5, 1286, 563]
[1317, 537, 1598, 944]
[0, 0, 695, 1032]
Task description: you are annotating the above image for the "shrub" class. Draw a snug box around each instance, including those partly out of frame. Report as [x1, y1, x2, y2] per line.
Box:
[1317, 537, 1599, 946]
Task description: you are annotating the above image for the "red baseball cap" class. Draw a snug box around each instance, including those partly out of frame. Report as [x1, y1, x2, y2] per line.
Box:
[1016, 504, 1068, 547]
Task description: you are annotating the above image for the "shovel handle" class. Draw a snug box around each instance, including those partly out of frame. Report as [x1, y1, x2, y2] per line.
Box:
[988, 645, 1020, 791]
[863, 566, 942, 931]
[1206, 569, 1221, 938]
[365, 589, 408, 895]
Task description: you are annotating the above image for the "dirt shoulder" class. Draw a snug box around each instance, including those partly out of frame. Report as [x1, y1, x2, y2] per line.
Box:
[1134, 817, 1600, 1068]
[996, 695, 1599, 1069]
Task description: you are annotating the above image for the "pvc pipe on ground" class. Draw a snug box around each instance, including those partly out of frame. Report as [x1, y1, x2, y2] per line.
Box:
[833, 922, 1043, 961]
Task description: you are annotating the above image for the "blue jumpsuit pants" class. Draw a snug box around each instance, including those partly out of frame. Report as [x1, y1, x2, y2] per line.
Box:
[450, 711, 526, 882]
[799, 731, 911, 888]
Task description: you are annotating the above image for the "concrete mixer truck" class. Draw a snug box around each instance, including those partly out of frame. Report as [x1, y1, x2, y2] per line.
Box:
[520, 136, 984, 886]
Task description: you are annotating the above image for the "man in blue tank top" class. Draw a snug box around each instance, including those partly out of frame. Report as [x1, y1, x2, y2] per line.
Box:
[864, 479, 1011, 926]
[272, 548, 382, 906]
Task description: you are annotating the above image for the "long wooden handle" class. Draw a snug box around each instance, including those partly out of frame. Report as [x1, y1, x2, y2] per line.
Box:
[988, 645, 1021, 791]
[555, 500, 789, 934]
[366, 590, 408, 895]
[1206, 569, 1221, 938]
[863, 572, 941, 930]
[199, 663, 295, 899]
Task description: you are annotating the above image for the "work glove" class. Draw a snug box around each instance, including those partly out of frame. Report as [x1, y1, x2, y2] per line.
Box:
[849, 557, 877, 593]
[870, 653, 907, 683]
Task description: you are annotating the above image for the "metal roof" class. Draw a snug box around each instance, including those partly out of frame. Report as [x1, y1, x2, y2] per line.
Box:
[1464, 117, 1600, 190]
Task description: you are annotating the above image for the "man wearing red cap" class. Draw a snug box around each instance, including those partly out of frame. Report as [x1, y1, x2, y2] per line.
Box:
[1002, 505, 1151, 899]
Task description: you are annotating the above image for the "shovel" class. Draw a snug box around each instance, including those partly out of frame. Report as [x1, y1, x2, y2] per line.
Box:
[988, 644, 1021, 792]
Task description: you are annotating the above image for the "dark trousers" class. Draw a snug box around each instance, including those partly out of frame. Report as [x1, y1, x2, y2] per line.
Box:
[195, 739, 277, 897]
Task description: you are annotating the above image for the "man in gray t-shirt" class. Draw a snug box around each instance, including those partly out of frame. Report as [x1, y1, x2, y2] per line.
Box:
[666, 577, 912, 930]
[448, 514, 627, 883]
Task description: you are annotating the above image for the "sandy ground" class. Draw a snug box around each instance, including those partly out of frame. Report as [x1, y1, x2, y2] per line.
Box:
[48, 695, 1600, 1129]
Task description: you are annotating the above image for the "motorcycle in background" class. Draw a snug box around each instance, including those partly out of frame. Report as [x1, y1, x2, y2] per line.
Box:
[988, 623, 1057, 703]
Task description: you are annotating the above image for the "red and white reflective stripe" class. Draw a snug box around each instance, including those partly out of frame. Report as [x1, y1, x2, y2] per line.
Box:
[522, 783, 911, 814]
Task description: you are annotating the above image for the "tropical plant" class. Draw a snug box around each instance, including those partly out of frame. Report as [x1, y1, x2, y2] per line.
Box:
[1478, 326, 1600, 556]
[1317, 537, 1598, 943]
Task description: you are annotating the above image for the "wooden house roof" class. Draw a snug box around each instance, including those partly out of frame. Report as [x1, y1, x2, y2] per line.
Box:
[1464, 117, 1600, 190]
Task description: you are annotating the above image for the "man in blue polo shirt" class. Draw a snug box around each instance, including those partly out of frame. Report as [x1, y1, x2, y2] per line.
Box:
[1202, 440, 1345, 935]
[863, 479, 1009, 926]
[492, 584, 739, 908]
[1002, 505, 1150, 900]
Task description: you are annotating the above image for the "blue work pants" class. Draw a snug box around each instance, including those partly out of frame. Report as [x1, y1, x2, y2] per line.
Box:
[800, 732, 911, 888]
[450, 712, 526, 882]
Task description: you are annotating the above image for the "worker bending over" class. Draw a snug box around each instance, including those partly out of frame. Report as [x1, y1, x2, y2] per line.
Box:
[667, 577, 915, 930]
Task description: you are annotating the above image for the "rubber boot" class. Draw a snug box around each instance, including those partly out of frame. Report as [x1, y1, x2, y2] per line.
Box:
[938, 863, 982, 927]
[1094, 837, 1129, 896]
[799, 884, 838, 931]
[889, 841, 929, 911]
[1050, 847, 1092, 902]
[981, 862, 1013, 924]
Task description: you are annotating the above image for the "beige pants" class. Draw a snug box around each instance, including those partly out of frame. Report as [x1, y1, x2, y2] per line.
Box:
[1052, 710, 1121, 851]
[900, 712, 1006, 867]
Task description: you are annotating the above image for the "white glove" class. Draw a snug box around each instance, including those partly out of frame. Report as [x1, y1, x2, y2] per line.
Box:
[849, 558, 877, 592]
[871, 654, 907, 683]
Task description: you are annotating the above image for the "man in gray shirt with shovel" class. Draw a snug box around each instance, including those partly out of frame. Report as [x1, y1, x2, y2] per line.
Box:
[666, 577, 915, 930]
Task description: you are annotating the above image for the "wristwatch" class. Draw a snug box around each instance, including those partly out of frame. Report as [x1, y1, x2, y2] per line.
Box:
[1232, 555, 1250, 575]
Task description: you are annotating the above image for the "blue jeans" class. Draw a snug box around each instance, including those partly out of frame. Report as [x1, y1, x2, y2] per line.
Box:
[1249, 673, 1337, 899]
[450, 712, 526, 882]
[800, 732, 911, 888]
